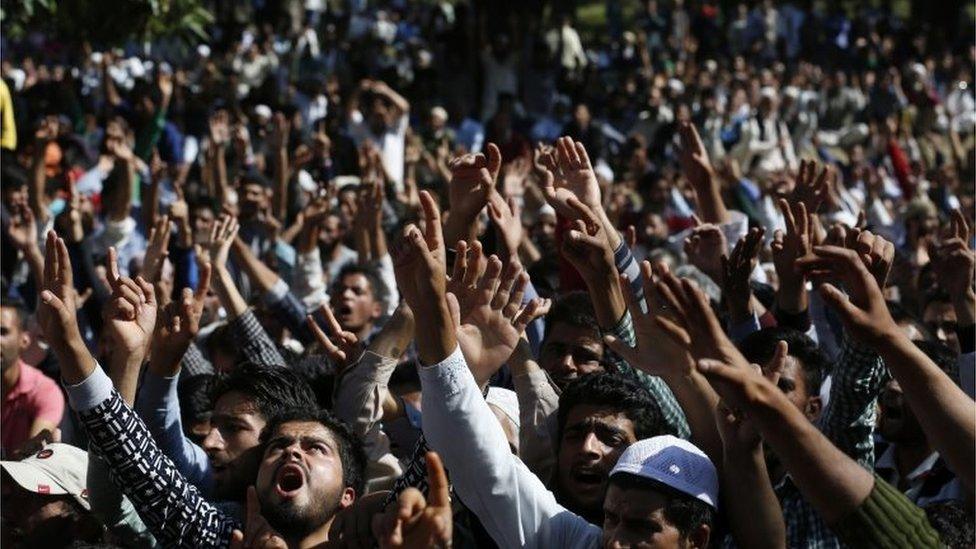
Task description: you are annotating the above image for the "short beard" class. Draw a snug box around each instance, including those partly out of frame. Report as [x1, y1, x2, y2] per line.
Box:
[262, 491, 342, 542]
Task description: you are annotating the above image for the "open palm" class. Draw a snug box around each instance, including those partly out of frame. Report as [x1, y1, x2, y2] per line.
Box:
[105, 247, 157, 354]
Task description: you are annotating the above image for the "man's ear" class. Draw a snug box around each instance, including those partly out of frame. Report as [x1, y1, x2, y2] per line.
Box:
[19, 330, 32, 353]
[339, 486, 356, 510]
[804, 395, 823, 422]
[688, 523, 711, 549]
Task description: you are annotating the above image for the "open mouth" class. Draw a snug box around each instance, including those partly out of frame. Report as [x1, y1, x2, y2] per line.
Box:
[571, 467, 604, 486]
[336, 304, 353, 319]
[275, 463, 306, 498]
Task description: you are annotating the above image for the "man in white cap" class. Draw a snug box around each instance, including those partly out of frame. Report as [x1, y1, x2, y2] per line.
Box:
[1, 442, 103, 545]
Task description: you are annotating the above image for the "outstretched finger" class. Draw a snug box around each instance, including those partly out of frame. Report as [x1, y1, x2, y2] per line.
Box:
[43, 231, 58, 288]
[486, 143, 502, 182]
[106, 247, 122, 288]
[306, 315, 342, 357]
[56, 236, 73, 288]
[505, 271, 529, 319]
[195, 263, 213, 302]
[318, 303, 345, 336]
[492, 260, 521, 310]
[425, 451, 451, 508]
[419, 191, 443, 255]
[763, 340, 788, 385]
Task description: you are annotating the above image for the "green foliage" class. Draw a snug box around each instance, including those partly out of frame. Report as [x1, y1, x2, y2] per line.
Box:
[1, 0, 212, 46]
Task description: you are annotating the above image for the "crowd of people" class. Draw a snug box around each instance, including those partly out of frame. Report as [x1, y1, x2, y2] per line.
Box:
[1, 0, 975, 547]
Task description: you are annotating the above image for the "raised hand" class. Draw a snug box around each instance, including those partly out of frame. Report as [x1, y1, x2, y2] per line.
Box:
[683, 220, 728, 284]
[373, 452, 453, 549]
[843, 227, 896, 290]
[209, 214, 240, 271]
[721, 227, 764, 323]
[714, 341, 787, 454]
[796, 245, 898, 346]
[267, 112, 290, 152]
[104, 247, 157, 355]
[447, 143, 501, 222]
[771, 199, 812, 312]
[306, 303, 362, 371]
[603, 261, 695, 378]
[559, 197, 615, 283]
[150, 263, 212, 375]
[487, 192, 523, 262]
[37, 231, 84, 363]
[677, 121, 714, 192]
[448, 244, 539, 384]
[655, 265, 751, 369]
[933, 209, 975, 325]
[6, 203, 38, 252]
[143, 215, 172, 283]
[392, 191, 453, 364]
[229, 486, 287, 549]
[790, 159, 831, 215]
[209, 110, 230, 147]
[537, 137, 601, 219]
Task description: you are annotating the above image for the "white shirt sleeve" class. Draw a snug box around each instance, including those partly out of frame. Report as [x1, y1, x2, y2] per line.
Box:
[419, 347, 601, 549]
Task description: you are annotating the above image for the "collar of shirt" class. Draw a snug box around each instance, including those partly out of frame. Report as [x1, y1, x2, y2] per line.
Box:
[875, 444, 942, 484]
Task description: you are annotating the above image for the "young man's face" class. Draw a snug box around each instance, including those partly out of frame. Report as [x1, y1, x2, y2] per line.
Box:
[923, 301, 959, 353]
[775, 355, 821, 422]
[878, 379, 926, 445]
[0, 307, 28, 372]
[201, 390, 266, 499]
[539, 322, 605, 388]
[255, 421, 354, 539]
[602, 483, 710, 548]
[556, 405, 636, 519]
[192, 206, 216, 243]
[240, 183, 269, 219]
[330, 273, 382, 337]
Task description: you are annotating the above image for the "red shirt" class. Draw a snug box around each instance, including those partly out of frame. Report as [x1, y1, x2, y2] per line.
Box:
[2, 361, 65, 452]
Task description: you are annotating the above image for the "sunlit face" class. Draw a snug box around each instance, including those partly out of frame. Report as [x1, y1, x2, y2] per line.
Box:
[192, 207, 216, 243]
[330, 273, 382, 338]
[602, 483, 709, 548]
[255, 421, 354, 539]
[557, 406, 636, 519]
[201, 391, 266, 500]
[775, 356, 820, 422]
[540, 322, 605, 388]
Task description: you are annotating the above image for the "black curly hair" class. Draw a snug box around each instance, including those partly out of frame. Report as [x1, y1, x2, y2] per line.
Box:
[557, 372, 674, 441]
[209, 362, 319, 422]
[739, 326, 828, 395]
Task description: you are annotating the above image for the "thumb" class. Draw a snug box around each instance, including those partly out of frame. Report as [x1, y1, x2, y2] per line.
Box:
[229, 530, 244, 549]
[696, 358, 742, 385]
[818, 282, 859, 320]
[486, 143, 502, 180]
[446, 292, 461, 329]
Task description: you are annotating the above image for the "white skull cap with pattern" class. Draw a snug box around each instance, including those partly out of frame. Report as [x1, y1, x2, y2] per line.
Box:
[610, 435, 718, 509]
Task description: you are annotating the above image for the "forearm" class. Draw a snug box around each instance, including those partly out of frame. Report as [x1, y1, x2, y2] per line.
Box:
[231, 237, 281, 294]
[274, 148, 288, 220]
[584, 272, 626, 329]
[753, 388, 875, 525]
[107, 351, 145, 406]
[108, 160, 135, 222]
[414, 301, 457, 366]
[135, 370, 214, 491]
[696, 177, 730, 225]
[878, 332, 976, 490]
[662, 370, 723, 464]
[66, 366, 235, 546]
[775, 276, 808, 315]
[368, 303, 414, 358]
[722, 447, 786, 549]
[213, 266, 248, 318]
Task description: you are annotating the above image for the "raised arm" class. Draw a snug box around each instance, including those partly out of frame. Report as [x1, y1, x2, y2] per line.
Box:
[678, 121, 729, 225]
[392, 194, 598, 548]
[798, 245, 976, 491]
[36, 230, 237, 547]
[698, 357, 938, 547]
